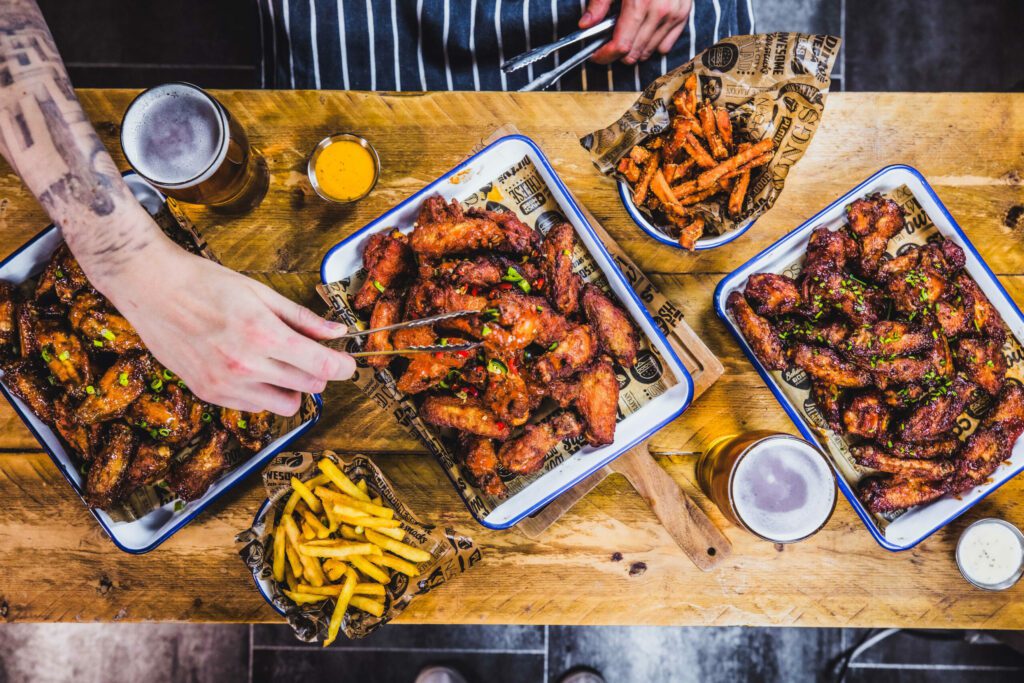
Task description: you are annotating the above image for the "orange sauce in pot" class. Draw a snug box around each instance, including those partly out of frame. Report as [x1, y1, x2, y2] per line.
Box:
[313, 140, 376, 201]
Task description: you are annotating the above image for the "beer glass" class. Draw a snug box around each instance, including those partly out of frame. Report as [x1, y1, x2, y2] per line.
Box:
[120, 82, 269, 213]
[697, 431, 837, 543]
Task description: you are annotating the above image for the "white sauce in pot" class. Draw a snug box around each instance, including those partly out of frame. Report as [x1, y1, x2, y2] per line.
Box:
[956, 520, 1024, 589]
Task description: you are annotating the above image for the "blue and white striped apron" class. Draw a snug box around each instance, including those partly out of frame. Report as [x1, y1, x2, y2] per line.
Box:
[256, 1, 755, 91]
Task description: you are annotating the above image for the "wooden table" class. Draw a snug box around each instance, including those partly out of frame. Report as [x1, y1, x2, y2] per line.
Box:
[1, 90, 1023, 629]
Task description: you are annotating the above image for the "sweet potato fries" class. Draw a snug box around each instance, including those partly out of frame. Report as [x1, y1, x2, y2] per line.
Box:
[617, 74, 774, 250]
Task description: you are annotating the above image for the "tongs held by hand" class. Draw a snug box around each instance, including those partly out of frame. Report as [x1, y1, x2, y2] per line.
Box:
[335, 309, 483, 358]
[501, 15, 616, 92]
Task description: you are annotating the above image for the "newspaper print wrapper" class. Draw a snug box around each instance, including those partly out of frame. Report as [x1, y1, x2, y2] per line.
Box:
[581, 32, 841, 239]
[236, 450, 482, 641]
[767, 184, 1024, 529]
[315, 152, 688, 521]
[104, 200, 317, 522]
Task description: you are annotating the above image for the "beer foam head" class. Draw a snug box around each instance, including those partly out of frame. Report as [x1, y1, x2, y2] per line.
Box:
[731, 436, 836, 542]
[121, 83, 226, 186]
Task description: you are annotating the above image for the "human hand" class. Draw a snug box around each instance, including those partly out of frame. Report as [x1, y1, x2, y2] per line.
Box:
[89, 215, 354, 416]
[581, 0, 692, 65]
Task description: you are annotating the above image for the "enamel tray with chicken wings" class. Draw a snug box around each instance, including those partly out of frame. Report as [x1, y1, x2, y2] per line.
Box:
[715, 165, 1024, 551]
[0, 173, 322, 553]
[321, 135, 694, 529]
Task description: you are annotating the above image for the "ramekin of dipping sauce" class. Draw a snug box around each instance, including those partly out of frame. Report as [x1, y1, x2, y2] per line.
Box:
[956, 518, 1024, 591]
[308, 133, 380, 203]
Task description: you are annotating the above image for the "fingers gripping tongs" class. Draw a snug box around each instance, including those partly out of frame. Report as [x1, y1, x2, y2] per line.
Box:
[502, 16, 617, 92]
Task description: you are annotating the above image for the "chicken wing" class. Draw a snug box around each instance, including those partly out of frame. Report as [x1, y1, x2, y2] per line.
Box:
[420, 395, 512, 440]
[801, 227, 859, 284]
[886, 437, 961, 459]
[221, 408, 274, 451]
[76, 352, 154, 424]
[0, 281, 16, 354]
[570, 359, 620, 446]
[35, 243, 90, 303]
[859, 475, 951, 514]
[954, 337, 1007, 396]
[0, 358, 54, 424]
[845, 195, 905, 276]
[483, 290, 568, 351]
[483, 361, 536, 426]
[125, 441, 175, 489]
[533, 325, 597, 383]
[852, 444, 955, 480]
[846, 321, 934, 359]
[363, 293, 403, 369]
[130, 384, 206, 446]
[581, 285, 639, 366]
[777, 317, 850, 348]
[35, 320, 92, 395]
[743, 273, 801, 317]
[810, 381, 844, 431]
[899, 376, 976, 443]
[396, 343, 473, 395]
[842, 391, 891, 440]
[460, 435, 507, 497]
[728, 291, 788, 371]
[804, 269, 885, 326]
[353, 231, 414, 313]
[497, 411, 584, 475]
[409, 196, 537, 259]
[167, 429, 232, 502]
[877, 240, 965, 315]
[870, 337, 953, 388]
[84, 422, 137, 508]
[954, 271, 1005, 343]
[53, 397, 98, 462]
[68, 291, 144, 354]
[952, 382, 1024, 493]
[793, 343, 872, 388]
[540, 223, 582, 314]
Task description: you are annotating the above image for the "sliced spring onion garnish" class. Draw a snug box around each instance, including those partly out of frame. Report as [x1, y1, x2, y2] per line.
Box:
[118, 371, 129, 386]
[58, 350, 70, 361]
[85, 385, 95, 395]
[100, 328, 116, 341]
[237, 418, 248, 429]
[372, 280, 386, 293]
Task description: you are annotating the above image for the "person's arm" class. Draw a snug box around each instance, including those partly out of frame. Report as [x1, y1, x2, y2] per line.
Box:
[581, 0, 693, 65]
[0, 0, 354, 416]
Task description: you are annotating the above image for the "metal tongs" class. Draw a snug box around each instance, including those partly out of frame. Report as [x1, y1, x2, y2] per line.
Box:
[502, 15, 616, 92]
[337, 309, 482, 358]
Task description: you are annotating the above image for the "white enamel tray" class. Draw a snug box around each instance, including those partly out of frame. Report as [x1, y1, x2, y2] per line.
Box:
[715, 165, 1024, 551]
[0, 173, 322, 553]
[321, 134, 694, 529]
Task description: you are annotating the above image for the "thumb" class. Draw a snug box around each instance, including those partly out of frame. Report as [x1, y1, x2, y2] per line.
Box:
[580, 0, 614, 28]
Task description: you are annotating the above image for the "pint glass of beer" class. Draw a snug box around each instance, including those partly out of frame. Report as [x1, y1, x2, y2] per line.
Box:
[696, 431, 837, 543]
[120, 82, 269, 212]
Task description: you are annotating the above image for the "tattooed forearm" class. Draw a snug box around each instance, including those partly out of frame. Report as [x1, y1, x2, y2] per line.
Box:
[0, 0, 159, 279]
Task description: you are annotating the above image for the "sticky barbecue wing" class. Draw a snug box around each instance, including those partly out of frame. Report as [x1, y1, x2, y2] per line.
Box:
[409, 196, 537, 259]
[125, 441, 175, 489]
[852, 444, 955, 480]
[35, 243, 90, 303]
[954, 337, 1007, 396]
[581, 284, 638, 366]
[571, 359, 619, 447]
[842, 391, 891, 440]
[53, 397, 98, 462]
[810, 381, 844, 431]
[954, 272, 1005, 343]
[793, 344, 871, 388]
[221, 409, 274, 451]
[899, 376, 976, 443]
[497, 412, 584, 475]
[845, 195, 905, 276]
[0, 358, 54, 424]
[84, 422, 137, 508]
[0, 281, 16, 354]
[728, 291, 788, 371]
[35, 320, 93, 395]
[859, 475, 951, 514]
[397, 344, 473, 395]
[540, 223, 582, 314]
[129, 384, 205, 446]
[743, 273, 801, 317]
[353, 231, 414, 313]
[167, 429, 232, 502]
[877, 240, 965, 315]
[483, 362, 536, 426]
[68, 291, 144, 354]
[460, 435, 507, 497]
[533, 325, 597, 383]
[846, 321, 934, 359]
[952, 382, 1024, 493]
[76, 352, 153, 424]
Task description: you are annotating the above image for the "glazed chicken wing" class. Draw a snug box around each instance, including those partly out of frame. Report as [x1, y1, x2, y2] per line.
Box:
[483, 362, 536, 426]
[899, 376, 976, 443]
[484, 290, 568, 351]
[744, 273, 801, 317]
[728, 291, 788, 371]
[130, 384, 205, 446]
[76, 352, 154, 424]
[877, 240, 965, 315]
[842, 391, 891, 440]
[420, 395, 512, 440]
[396, 343, 473, 395]
[35, 243, 90, 303]
[68, 291, 144, 353]
[167, 429, 232, 501]
[409, 196, 536, 259]
[581, 284, 638, 366]
[887, 438, 962, 460]
[364, 293, 403, 369]
[221, 408, 274, 451]
[852, 444, 955, 480]
[460, 435, 507, 497]
[0, 281, 16, 354]
[810, 381, 844, 431]
[53, 397, 98, 462]
[804, 269, 884, 326]
[540, 223, 582, 314]
[84, 422, 137, 508]
[859, 475, 951, 514]
[845, 195, 905, 276]
[954, 271, 1005, 343]
[125, 441, 175, 489]
[533, 325, 597, 383]
[793, 343, 871, 388]
[952, 382, 1024, 493]
[846, 321, 934, 359]
[497, 411, 584, 475]
[869, 338, 953, 388]
[0, 358, 54, 424]
[35, 320, 93, 395]
[801, 227, 859, 283]
[954, 337, 1007, 396]
[353, 231, 414, 313]
[570, 359, 620, 446]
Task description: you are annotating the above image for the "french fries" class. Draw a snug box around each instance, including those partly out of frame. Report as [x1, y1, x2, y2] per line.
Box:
[267, 457, 433, 646]
[618, 80, 775, 250]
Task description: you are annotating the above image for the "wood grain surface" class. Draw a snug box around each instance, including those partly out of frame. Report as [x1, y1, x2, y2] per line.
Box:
[1, 90, 1023, 627]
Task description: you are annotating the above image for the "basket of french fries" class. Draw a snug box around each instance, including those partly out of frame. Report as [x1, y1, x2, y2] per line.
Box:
[237, 451, 482, 644]
[581, 32, 841, 251]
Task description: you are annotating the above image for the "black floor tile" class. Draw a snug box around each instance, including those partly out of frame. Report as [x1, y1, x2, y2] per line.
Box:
[252, 648, 544, 683]
[547, 625, 842, 683]
[845, 667, 1024, 683]
[842, 629, 1024, 668]
[845, 0, 1024, 92]
[253, 623, 545, 652]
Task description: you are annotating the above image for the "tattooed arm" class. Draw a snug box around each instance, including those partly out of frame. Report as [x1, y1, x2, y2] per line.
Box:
[0, 1, 354, 415]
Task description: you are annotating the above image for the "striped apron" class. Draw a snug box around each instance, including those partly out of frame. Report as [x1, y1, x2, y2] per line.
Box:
[256, 0, 755, 91]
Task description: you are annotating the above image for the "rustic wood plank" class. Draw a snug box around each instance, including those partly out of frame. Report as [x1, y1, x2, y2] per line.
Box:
[1, 91, 1023, 627]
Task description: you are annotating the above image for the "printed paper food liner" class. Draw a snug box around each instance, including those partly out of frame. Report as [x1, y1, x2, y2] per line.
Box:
[97, 201, 316, 522]
[764, 184, 1024, 529]
[316, 152, 689, 521]
[236, 450, 481, 641]
[581, 32, 841, 239]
